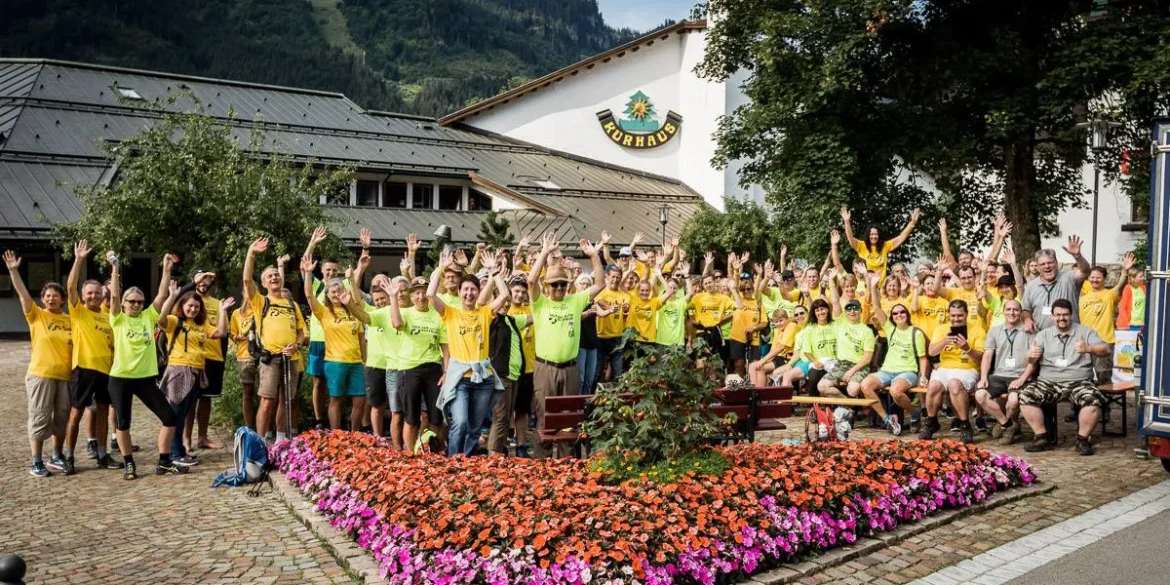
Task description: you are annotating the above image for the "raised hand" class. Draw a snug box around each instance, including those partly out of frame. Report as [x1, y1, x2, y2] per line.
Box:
[704, 251, 714, 266]
[162, 253, 176, 271]
[631, 232, 645, 247]
[399, 257, 412, 275]
[371, 274, 389, 292]
[1122, 251, 1135, 270]
[358, 250, 371, 270]
[359, 227, 371, 249]
[221, 297, 237, 311]
[75, 240, 92, 259]
[167, 280, 181, 298]
[938, 218, 948, 232]
[635, 249, 650, 263]
[480, 249, 498, 271]
[453, 249, 469, 267]
[310, 226, 328, 246]
[1063, 235, 1083, 257]
[344, 265, 354, 281]
[391, 278, 408, 296]
[579, 238, 598, 257]
[338, 288, 353, 307]
[830, 229, 841, 245]
[1002, 247, 1016, 264]
[518, 233, 533, 249]
[105, 250, 119, 266]
[541, 231, 559, 253]
[840, 207, 851, 223]
[438, 249, 454, 270]
[249, 237, 269, 254]
[599, 230, 611, 246]
[993, 214, 1006, 232]
[277, 254, 291, 267]
[406, 233, 420, 253]
[300, 254, 317, 274]
[910, 208, 921, 223]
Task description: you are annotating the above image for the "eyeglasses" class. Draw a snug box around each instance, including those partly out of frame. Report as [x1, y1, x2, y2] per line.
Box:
[794, 311, 807, 317]
[125, 299, 145, 306]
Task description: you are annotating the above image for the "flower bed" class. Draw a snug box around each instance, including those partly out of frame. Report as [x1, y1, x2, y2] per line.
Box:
[272, 431, 1035, 585]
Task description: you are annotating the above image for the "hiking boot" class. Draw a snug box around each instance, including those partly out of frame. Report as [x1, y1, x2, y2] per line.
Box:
[947, 417, 960, 434]
[63, 457, 76, 476]
[155, 460, 189, 475]
[123, 460, 137, 481]
[98, 454, 124, 469]
[1075, 436, 1094, 456]
[885, 414, 902, 437]
[991, 420, 1007, 439]
[173, 455, 199, 468]
[29, 462, 50, 478]
[959, 426, 974, 445]
[85, 440, 99, 460]
[46, 455, 66, 471]
[1024, 435, 1052, 452]
[1004, 423, 1022, 446]
[918, 417, 940, 440]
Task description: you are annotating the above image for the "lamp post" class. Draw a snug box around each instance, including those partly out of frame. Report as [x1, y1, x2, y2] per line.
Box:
[659, 204, 669, 246]
[1077, 118, 1121, 266]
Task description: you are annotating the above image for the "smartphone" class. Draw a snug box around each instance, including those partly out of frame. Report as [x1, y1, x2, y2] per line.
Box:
[949, 325, 968, 339]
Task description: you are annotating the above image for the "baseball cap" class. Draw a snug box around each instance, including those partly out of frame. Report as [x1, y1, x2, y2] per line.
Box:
[408, 276, 427, 290]
[995, 275, 1016, 287]
[844, 300, 862, 311]
[619, 247, 633, 257]
[780, 270, 796, 281]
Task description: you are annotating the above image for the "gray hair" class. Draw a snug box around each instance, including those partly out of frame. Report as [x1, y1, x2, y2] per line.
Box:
[1036, 249, 1058, 261]
[123, 286, 145, 300]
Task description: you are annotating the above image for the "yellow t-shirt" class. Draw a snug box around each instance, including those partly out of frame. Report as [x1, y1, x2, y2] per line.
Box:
[876, 295, 911, 336]
[508, 305, 536, 374]
[310, 304, 363, 364]
[441, 304, 493, 362]
[689, 292, 734, 329]
[202, 295, 225, 362]
[594, 288, 628, 338]
[774, 322, 800, 357]
[229, 309, 254, 361]
[730, 297, 764, 345]
[1079, 287, 1118, 344]
[70, 300, 113, 374]
[249, 292, 305, 362]
[931, 323, 986, 370]
[914, 295, 950, 339]
[162, 315, 216, 369]
[944, 287, 980, 313]
[26, 305, 72, 380]
[854, 240, 895, 280]
[627, 295, 663, 343]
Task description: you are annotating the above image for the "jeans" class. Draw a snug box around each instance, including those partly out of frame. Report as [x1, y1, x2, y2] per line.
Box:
[578, 348, 598, 393]
[446, 378, 498, 457]
[169, 390, 199, 459]
[599, 337, 623, 381]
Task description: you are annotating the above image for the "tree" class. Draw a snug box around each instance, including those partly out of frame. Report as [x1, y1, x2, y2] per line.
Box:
[476, 210, 514, 250]
[55, 102, 354, 288]
[700, 0, 1170, 262]
[679, 198, 784, 266]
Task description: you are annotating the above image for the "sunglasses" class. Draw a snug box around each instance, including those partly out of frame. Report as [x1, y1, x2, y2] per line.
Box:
[845, 306, 861, 313]
[125, 299, 145, 306]
[794, 311, 807, 317]
[549, 282, 569, 289]
[891, 310, 908, 316]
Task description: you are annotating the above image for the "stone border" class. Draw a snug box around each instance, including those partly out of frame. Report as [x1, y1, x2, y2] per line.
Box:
[270, 471, 1053, 585]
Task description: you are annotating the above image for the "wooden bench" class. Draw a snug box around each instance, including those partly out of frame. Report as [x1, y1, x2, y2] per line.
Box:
[782, 396, 879, 408]
[538, 395, 591, 457]
[752, 386, 794, 432]
[1098, 382, 1134, 437]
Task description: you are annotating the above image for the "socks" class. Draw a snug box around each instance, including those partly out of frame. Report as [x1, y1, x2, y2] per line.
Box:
[32, 455, 44, 466]
[63, 447, 74, 459]
[97, 445, 107, 458]
[158, 454, 171, 466]
[52, 446, 63, 459]
[276, 432, 287, 441]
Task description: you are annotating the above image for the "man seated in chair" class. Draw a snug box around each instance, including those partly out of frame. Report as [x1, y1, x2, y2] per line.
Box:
[975, 299, 1034, 446]
[1019, 299, 1110, 455]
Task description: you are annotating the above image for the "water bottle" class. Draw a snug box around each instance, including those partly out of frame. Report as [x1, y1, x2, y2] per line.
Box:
[106, 251, 120, 266]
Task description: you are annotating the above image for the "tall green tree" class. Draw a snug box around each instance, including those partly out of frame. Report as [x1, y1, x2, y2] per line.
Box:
[700, 0, 1170, 262]
[679, 198, 784, 266]
[55, 103, 354, 286]
[476, 210, 514, 249]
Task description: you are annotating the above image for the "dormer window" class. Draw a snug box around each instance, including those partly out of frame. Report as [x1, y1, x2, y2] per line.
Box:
[115, 87, 143, 100]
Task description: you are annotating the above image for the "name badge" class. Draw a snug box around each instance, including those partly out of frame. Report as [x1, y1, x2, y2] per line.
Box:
[1041, 306, 1052, 316]
[1055, 358, 1069, 367]
[1005, 357, 1017, 368]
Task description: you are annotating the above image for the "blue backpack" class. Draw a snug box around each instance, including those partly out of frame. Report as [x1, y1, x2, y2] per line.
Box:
[212, 426, 270, 490]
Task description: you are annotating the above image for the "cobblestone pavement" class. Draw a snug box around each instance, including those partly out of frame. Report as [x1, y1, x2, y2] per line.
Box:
[0, 340, 356, 585]
[758, 403, 1169, 585]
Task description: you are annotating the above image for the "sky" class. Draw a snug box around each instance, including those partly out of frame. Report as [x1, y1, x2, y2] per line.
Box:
[597, 0, 697, 31]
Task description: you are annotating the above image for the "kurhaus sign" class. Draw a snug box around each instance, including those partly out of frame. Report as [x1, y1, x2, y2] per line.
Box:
[596, 91, 682, 150]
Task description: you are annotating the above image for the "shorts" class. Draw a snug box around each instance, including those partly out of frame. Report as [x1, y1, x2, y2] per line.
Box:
[793, 360, 811, 375]
[237, 358, 258, 385]
[386, 369, 403, 413]
[1020, 379, 1104, 408]
[365, 367, 388, 407]
[871, 370, 918, 388]
[930, 368, 978, 391]
[824, 360, 871, 385]
[306, 341, 326, 378]
[26, 375, 69, 442]
[984, 374, 1023, 399]
[400, 362, 443, 426]
[70, 367, 111, 408]
[202, 358, 225, 398]
[257, 357, 299, 400]
[728, 340, 758, 362]
[323, 361, 365, 397]
[514, 372, 534, 415]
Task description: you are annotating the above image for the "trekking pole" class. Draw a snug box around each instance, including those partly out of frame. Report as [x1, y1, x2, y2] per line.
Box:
[282, 355, 294, 438]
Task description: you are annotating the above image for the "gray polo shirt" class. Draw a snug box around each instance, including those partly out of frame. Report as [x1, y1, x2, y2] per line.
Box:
[984, 323, 1033, 378]
[1033, 323, 1103, 382]
[1021, 270, 1079, 330]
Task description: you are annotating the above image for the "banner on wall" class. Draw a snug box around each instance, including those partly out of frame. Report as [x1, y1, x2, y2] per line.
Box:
[596, 90, 682, 150]
[1112, 329, 1140, 385]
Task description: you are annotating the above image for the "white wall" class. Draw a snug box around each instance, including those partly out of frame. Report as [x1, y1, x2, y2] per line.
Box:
[1042, 167, 1143, 265]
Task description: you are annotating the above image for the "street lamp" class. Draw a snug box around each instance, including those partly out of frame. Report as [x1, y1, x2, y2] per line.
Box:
[1076, 118, 1122, 266]
[659, 205, 669, 246]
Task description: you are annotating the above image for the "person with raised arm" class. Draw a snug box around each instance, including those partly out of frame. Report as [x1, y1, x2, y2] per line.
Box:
[302, 226, 342, 429]
[818, 273, 875, 399]
[1080, 252, 1134, 384]
[156, 280, 233, 467]
[243, 237, 307, 442]
[626, 254, 679, 350]
[858, 274, 928, 436]
[430, 248, 509, 456]
[726, 253, 764, 376]
[106, 252, 185, 479]
[228, 288, 259, 429]
[1021, 235, 1091, 333]
[527, 231, 605, 458]
[182, 268, 226, 452]
[62, 240, 122, 473]
[379, 274, 447, 452]
[840, 207, 920, 281]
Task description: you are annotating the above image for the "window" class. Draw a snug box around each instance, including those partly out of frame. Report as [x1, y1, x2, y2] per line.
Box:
[383, 182, 408, 208]
[412, 183, 434, 209]
[115, 87, 143, 100]
[355, 180, 379, 206]
[438, 185, 463, 210]
[467, 188, 492, 211]
[533, 179, 561, 190]
[1132, 198, 1149, 224]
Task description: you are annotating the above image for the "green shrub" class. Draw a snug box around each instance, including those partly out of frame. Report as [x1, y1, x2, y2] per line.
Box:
[210, 357, 316, 433]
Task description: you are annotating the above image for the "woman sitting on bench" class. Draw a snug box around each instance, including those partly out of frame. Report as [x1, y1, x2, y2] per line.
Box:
[857, 274, 929, 436]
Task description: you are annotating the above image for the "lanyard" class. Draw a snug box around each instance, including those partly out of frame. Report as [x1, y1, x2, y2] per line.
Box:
[1004, 328, 1019, 355]
[1056, 333, 1071, 360]
[1040, 281, 1058, 307]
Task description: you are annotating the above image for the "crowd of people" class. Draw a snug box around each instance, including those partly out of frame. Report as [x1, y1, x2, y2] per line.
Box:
[7, 207, 1148, 478]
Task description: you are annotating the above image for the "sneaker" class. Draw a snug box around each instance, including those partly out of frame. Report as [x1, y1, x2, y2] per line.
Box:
[1075, 436, 1094, 456]
[918, 417, 941, 440]
[959, 426, 974, 445]
[110, 438, 141, 453]
[29, 462, 51, 478]
[974, 416, 989, 434]
[85, 440, 99, 460]
[63, 457, 76, 476]
[46, 455, 66, 471]
[515, 445, 530, 458]
[123, 460, 137, 480]
[885, 414, 902, 437]
[991, 420, 1007, 440]
[947, 418, 960, 434]
[97, 454, 125, 469]
[155, 460, 190, 475]
[1004, 423, 1022, 446]
[1024, 435, 1052, 452]
[173, 455, 199, 468]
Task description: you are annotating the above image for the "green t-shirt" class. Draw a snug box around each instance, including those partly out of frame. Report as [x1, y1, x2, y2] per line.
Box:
[365, 305, 401, 370]
[655, 292, 688, 347]
[308, 278, 326, 343]
[109, 306, 161, 379]
[985, 291, 1006, 329]
[798, 322, 838, 362]
[835, 320, 876, 364]
[881, 322, 926, 374]
[507, 314, 531, 380]
[761, 288, 798, 320]
[531, 291, 590, 363]
[1131, 286, 1146, 323]
[394, 306, 446, 370]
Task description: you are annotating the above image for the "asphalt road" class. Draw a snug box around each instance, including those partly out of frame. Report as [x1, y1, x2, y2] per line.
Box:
[1004, 508, 1170, 585]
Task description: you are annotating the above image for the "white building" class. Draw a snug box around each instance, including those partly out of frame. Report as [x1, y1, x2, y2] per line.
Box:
[440, 20, 1145, 263]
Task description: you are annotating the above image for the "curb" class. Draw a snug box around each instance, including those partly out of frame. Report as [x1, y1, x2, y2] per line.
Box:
[271, 471, 1054, 585]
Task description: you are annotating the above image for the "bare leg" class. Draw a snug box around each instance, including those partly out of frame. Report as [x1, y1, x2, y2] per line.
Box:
[371, 405, 386, 437]
[83, 407, 95, 441]
[66, 407, 86, 452]
[257, 398, 277, 438]
[242, 382, 257, 429]
[888, 382, 914, 412]
[403, 423, 419, 453]
[975, 390, 1007, 424]
[350, 397, 367, 432]
[328, 396, 343, 430]
[196, 397, 218, 448]
[115, 430, 133, 457]
[859, 376, 888, 419]
[312, 377, 327, 424]
[947, 380, 970, 422]
[817, 378, 844, 397]
[1004, 392, 1020, 420]
[390, 412, 404, 450]
[1077, 405, 1100, 437]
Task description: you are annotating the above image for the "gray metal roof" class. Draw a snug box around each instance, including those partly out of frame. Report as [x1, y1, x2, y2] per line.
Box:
[0, 59, 704, 247]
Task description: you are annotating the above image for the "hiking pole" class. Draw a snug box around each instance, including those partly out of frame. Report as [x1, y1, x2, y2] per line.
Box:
[282, 355, 294, 438]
